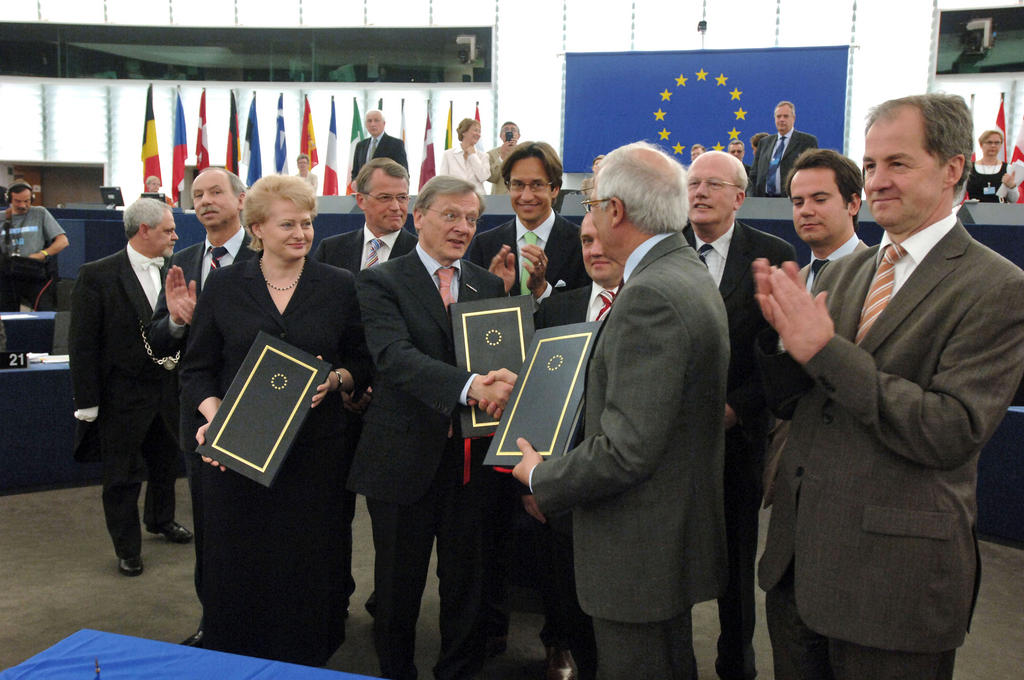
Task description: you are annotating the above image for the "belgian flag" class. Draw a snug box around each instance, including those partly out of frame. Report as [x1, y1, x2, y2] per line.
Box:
[141, 84, 161, 187]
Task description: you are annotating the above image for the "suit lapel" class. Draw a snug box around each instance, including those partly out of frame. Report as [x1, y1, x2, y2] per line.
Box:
[544, 216, 573, 283]
[117, 250, 155, 321]
[718, 222, 750, 301]
[240, 256, 287, 333]
[184, 244, 206, 292]
[857, 225, 970, 353]
[397, 253, 451, 337]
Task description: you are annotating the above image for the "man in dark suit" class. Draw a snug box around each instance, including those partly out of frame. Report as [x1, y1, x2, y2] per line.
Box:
[314, 158, 417, 272]
[728, 140, 753, 185]
[350, 109, 409, 187]
[69, 198, 193, 577]
[514, 142, 730, 679]
[683, 150, 796, 680]
[348, 176, 515, 680]
[466, 141, 589, 301]
[750, 101, 818, 197]
[147, 167, 254, 645]
[754, 94, 1024, 679]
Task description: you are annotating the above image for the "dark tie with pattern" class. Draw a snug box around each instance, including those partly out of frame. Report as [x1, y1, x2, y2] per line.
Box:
[698, 243, 714, 266]
[209, 245, 229, 269]
[766, 135, 787, 195]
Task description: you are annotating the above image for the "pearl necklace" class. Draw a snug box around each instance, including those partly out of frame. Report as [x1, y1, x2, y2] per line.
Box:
[260, 257, 304, 291]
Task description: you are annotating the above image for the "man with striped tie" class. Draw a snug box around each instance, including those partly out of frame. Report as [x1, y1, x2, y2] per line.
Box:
[313, 158, 417, 274]
[146, 166, 255, 648]
[754, 93, 1024, 679]
[682, 150, 795, 680]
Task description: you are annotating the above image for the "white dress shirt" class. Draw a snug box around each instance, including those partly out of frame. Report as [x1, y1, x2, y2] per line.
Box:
[692, 223, 735, 287]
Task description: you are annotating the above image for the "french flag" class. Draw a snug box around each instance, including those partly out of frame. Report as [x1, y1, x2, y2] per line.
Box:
[323, 97, 339, 196]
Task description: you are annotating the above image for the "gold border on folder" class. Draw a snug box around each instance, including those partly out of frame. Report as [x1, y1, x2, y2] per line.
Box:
[210, 344, 320, 472]
[494, 331, 593, 457]
[460, 306, 528, 429]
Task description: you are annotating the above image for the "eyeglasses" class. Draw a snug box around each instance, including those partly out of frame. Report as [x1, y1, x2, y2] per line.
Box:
[686, 178, 743, 192]
[506, 180, 553, 193]
[362, 192, 410, 204]
[580, 197, 612, 213]
[421, 207, 478, 226]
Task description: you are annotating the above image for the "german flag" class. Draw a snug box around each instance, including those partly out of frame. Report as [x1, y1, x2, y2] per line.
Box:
[141, 84, 161, 187]
[226, 90, 240, 174]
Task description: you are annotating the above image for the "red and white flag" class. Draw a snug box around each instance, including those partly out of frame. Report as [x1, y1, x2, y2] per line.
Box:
[996, 96, 1008, 163]
[195, 89, 209, 171]
[419, 108, 436, 191]
[1009, 111, 1024, 203]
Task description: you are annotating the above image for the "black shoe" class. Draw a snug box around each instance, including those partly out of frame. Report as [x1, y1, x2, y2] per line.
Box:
[147, 521, 193, 544]
[181, 627, 204, 647]
[118, 556, 143, 576]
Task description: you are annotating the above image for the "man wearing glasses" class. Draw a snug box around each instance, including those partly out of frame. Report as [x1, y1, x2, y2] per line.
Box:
[466, 141, 589, 302]
[350, 175, 515, 680]
[314, 158, 418, 272]
[682, 150, 795, 680]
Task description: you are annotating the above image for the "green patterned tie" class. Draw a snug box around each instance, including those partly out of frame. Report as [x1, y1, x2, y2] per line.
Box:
[520, 231, 538, 295]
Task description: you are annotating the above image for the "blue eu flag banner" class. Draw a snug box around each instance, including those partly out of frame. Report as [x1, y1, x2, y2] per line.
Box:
[563, 46, 849, 172]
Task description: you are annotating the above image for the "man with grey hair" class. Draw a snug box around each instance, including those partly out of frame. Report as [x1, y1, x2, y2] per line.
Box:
[349, 174, 514, 680]
[351, 109, 409, 185]
[514, 142, 730, 679]
[750, 100, 818, 197]
[683, 150, 795, 680]
[69, 197, 192, 578]
[754, 93, 1024, 679]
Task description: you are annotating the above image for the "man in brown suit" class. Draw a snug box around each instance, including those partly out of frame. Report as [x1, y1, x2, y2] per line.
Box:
[754, 94, 1024, 679]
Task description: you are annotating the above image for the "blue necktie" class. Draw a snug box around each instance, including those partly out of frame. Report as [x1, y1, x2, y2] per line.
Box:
[766, 135, 787, 196]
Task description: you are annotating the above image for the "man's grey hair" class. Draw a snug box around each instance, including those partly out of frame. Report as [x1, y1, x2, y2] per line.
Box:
[865, 93, 973, 192]
[366, 109, 384, 121]
[775, 100, 795, 114]
[124, 198, 170, 238]
[596, 141, 687, 235]
[415, 175, 484, 215]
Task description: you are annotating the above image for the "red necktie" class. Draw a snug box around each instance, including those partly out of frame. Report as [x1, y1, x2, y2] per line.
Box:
[595, 289, 616, 321]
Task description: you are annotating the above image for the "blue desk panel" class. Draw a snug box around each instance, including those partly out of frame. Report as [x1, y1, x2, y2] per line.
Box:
[0, 629, 380, 679]
[1, 311, 56, 352]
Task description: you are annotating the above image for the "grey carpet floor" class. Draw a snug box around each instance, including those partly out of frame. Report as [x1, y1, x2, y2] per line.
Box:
[2, 483, 1022, 678]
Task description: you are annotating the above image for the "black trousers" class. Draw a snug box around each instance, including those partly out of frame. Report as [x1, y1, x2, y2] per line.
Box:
[712, 429, 763, 679]
[99, 411, 179, 559]
[366, 438, 487, 680]
[766, 565, 957, 680]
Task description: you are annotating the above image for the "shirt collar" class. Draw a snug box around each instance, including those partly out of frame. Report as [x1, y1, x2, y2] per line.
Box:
[820, 232, 861, 262]
[206, 226, 246, 257]
[363, 224, 403, 249]
[691, 222, 735, 259]
[515, 210, 556, 244]
[126, 242, 163, 269]
[878, 212, 957, 266]
[415, 243, 461, 277]
[623, 233, 672, 283]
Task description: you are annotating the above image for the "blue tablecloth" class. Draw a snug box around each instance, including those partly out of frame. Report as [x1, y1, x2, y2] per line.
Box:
[0, 629, 381, 679]
[978, 407, 1024, 544]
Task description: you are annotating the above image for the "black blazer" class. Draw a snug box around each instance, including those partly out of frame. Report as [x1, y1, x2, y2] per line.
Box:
[147, 233, 255, 357]
[351, 132, 409, 181]
[68, 249, 179, 446]
[465, 213, 589, 294]
[178, 256, 372, 447]
[684, 220, 796, 446]
[534, 284, 590, 329]
[313, 227, 418, 274]
[749, 130, 818, 197]
[347, 251, 506, 505]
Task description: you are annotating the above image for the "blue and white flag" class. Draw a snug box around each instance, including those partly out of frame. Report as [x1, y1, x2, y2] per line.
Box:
[242, 92, 262, 186]
[275, 93, 288, 174]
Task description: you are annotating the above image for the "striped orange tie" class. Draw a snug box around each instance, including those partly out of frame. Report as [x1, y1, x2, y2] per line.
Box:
[855, 243, 907, 344]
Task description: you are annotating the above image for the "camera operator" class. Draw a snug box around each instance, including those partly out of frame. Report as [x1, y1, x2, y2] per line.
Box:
[1, 182, 69, 311]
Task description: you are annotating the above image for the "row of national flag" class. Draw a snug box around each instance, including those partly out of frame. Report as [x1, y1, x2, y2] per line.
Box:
[140, 86, 482, 201]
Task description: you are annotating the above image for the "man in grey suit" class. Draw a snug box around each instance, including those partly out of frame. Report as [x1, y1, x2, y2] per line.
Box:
[754, 93, 1024, 679]
[750, 101, 818, 197]
[514, 141, 730, 679]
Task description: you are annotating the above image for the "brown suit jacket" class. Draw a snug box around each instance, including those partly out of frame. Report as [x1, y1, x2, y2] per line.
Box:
[757, 223, 1024, 652]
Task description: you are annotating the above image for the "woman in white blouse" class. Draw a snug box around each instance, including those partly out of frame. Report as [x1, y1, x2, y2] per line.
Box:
[438, 118, 490, 194]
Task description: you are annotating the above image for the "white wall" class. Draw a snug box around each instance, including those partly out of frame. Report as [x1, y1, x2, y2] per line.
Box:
[1, 0, 1022, 198]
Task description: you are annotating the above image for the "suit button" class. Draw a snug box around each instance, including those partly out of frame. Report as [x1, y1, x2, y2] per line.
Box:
[822, 413, 833, 424]
[795, 466, 804, 477]
[280, 333, 286, 339]
[818, 376, 835, 393]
